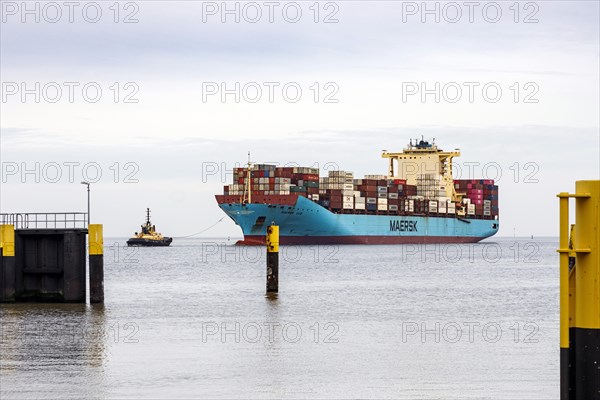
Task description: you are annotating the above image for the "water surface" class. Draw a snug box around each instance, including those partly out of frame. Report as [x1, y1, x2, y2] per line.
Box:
[1, 237, 559, 399]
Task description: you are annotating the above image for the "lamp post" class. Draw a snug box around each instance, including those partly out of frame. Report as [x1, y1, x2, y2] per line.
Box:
[81, 181, 90, 225]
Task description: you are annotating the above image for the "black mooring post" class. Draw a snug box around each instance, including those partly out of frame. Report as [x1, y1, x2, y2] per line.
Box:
[89, 224, 104, 303]
[266, 225, 279, 293]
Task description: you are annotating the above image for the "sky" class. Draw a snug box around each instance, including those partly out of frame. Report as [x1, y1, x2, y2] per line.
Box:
[1, 0, 599, 237]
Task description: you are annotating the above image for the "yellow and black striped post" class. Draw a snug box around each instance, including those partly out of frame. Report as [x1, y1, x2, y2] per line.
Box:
[557, 180, 600, 399]
[0, 224, 15, 302]
[266, 225, 279, 293]
[89, 224, 104, 304]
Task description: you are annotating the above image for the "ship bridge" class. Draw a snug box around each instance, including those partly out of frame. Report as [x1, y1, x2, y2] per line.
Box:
[381, 138, 461, 200]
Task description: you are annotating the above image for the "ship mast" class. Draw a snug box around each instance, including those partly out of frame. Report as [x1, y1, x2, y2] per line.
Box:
[242, 151, 253, 204]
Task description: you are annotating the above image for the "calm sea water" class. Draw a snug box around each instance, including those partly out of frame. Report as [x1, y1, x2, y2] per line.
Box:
[1, 237, 559, 399]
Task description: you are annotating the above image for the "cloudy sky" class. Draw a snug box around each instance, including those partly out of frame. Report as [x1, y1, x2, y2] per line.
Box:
[1, 0, 598, 237]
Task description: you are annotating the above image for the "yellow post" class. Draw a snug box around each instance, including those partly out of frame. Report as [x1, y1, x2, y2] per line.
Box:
[573, 181, 599, 330]
[558, 193, 570, 349]
[0, 224, 15, 256]
[266, 225, 279, 293]
[557, 193, 571, 399]
[89, 224, 104, 255]
[557, 180, 599, 399]
[88, 224, 104, 303]
[0, 224, 16, 301]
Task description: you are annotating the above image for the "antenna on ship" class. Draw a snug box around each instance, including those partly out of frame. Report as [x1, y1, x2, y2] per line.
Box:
[146, 208, 151, 225]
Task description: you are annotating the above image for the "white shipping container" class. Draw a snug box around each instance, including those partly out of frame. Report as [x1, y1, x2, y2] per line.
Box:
[355, 197, 366, 204]
[429, 201, 438, 209]
[378, 192, 387, 198]
[312, 194, 320, 201]
[388, 205, 399, 211]
[367, 198, 377, 204]
[388, 193, 399, 199]
[377, 186, 388, 193]
[342, 190, 354, 196]
[377, 204, 387, 211]
[378, 198, 388, 205]
[355, 203, 366, 210]
[343, 202, 354, 209]
[343, 195, 354, 203]
[343, 183, 354, 190]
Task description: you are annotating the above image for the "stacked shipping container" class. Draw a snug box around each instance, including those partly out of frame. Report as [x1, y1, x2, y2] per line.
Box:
[225, 166, 319, 196]
[454, 179, 499, 218]
[221, 167, 498, 219]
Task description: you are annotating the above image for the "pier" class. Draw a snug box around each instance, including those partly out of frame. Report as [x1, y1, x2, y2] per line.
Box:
[0, 212, 104, 303]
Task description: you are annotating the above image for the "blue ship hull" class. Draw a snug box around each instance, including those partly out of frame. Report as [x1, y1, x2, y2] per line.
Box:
[219, 196, 499, 245]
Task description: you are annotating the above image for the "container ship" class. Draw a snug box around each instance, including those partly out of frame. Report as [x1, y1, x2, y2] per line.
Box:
[215, 139, 499, 245]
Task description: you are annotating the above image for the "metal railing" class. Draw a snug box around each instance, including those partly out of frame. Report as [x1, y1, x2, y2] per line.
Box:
[0, 212, 88, 229]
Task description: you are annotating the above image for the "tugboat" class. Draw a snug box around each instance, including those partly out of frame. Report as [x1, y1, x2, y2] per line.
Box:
[127, 208, 173, 247]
